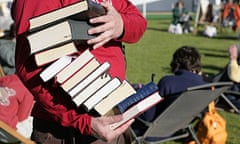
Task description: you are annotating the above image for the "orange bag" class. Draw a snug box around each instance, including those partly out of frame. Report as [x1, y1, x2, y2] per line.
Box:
[195, 101, 227, 144]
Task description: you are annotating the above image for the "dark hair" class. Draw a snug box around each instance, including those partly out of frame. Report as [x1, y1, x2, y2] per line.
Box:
[176, 0, 184, 7]
[170, 46, 201, 73]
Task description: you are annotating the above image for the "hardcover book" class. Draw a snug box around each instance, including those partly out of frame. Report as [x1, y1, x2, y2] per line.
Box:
[28, 20, 97, 55]
[55, 49, 94, 84]
[110, 92, 162, 130]
[72, 73, 111, 107]
[40, 56, 73, 82]
[29, 0, 106, 32]
[116, 82, 159, 113]
[94, 80, 136, 116]
[82, 77, 122, 112]
[34, 42, 78, 66]
[68, 61, 111, 97]
[60, 58, 100, 92]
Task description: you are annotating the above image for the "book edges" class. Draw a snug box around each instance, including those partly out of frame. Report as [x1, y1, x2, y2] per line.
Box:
[29, 0, 89, 32]
[94, 80, 136, 116]
[72, 73, 112, 107]
[110, 91, 162, 130]
[82, 77, 122, 112]
[28, 20, 96, 55]
[55, 49, 94, 84]
[34, 42, 78, 66]
[60, 58, 100, 91]
[40, 55, 73, 82]
[66, 61, 110, 96]
[117, 82, 159, 113]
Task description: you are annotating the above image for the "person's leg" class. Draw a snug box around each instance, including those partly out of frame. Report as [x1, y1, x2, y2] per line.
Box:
[31, 118, 75, 144]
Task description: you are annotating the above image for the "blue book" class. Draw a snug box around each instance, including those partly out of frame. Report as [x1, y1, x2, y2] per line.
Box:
[116, 82, 159, 113]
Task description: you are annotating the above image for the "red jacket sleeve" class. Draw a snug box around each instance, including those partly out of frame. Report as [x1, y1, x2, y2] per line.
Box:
[112, 0, 147, 43]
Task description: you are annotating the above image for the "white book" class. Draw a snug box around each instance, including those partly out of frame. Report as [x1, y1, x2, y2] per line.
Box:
[94, 80, 136, 116]
[34, 42, 78, 66]
[72, 74, 111, 106]
[40, 56, 72, 82]
[29, 0, 88, 30]
[110, 92, 162, 130]
[68, 62, 111, 97]
[83, 77, 122, 112]
[61, 58, 100, 92]
[56, 49, 94, 84]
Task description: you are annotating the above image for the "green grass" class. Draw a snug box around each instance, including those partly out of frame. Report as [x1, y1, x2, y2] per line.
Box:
[124, 14, 240, 144]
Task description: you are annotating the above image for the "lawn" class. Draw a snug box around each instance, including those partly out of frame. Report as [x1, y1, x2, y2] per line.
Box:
[124, 14, 240, 144]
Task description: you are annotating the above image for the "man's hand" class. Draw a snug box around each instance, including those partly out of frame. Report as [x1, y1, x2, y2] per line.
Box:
[87, 1, 124, 49]
[228, 45, 238, 60]
[91, 115, 134, 143]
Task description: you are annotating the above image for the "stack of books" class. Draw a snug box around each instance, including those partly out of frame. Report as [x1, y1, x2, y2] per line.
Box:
[28, 0, 106, 66]
[27, 0, 163, 129]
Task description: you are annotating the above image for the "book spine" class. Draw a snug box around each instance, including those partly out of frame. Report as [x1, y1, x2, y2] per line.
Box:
[117, 82, 158, 113]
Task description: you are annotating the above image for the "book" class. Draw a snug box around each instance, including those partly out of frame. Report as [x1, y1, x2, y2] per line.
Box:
[55, 49, 94, 84]
[68, 61, 111, 97]
[72, 73, 111, 107]
[34, 42, 78, 66]
[110, 92, 162, 130]
[94, 80, 136, 116]
[27, 20, 97, 55]
[40, 55, 73, 82]
[29, 0, 106, 31]
[61, 58, 100, 92]
[82, 77, 122, 112]
[116, 82, 159, 113]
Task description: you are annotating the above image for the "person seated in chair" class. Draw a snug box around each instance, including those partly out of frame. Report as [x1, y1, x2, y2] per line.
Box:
[228, 44, 240, 83]
[132, 46, 206, 136]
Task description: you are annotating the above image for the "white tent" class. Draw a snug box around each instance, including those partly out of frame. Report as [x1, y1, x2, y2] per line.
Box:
[129, 0, 160, 5]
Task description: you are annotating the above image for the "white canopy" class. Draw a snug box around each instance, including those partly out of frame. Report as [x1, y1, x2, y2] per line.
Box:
[129, 0, 161, 6]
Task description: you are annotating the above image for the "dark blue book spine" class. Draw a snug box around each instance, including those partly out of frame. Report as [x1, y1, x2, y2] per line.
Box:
[117, 82, 158, 113]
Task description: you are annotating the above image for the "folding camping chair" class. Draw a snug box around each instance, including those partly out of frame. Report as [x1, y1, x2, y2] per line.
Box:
[0, 120, 35, 144]
[0, 65, 35, 144]
[0, 64, 5, 78]
[131, 82, 233, 144]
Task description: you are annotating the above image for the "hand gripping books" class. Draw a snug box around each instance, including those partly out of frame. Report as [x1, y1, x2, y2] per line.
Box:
[28, 0, 106, 55]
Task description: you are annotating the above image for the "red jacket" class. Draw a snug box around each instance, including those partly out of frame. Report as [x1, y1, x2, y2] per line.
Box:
[0, 74, 34, 129]
[11, 0, 147, 135]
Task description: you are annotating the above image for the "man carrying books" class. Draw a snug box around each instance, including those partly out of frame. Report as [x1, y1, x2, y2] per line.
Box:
[11, 0, 147, 144]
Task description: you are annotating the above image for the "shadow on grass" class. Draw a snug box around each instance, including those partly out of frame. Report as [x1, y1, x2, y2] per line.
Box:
[198, 47, 227, 54]
[147, 27, 168, 32]
[202, 53, 228, 59]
